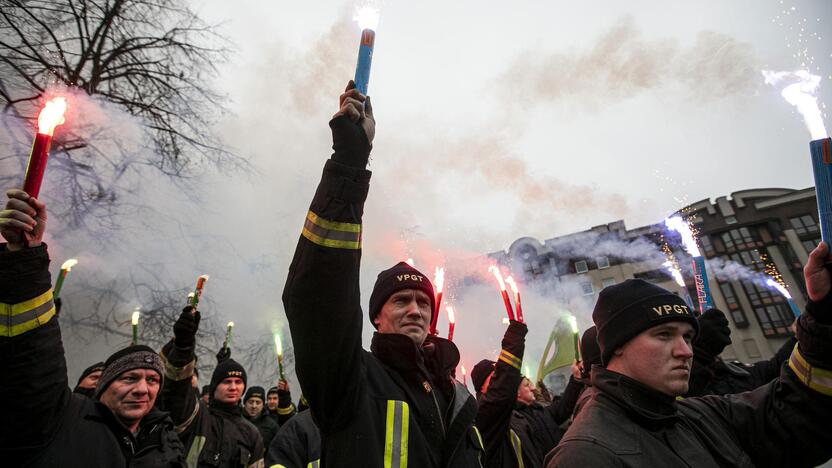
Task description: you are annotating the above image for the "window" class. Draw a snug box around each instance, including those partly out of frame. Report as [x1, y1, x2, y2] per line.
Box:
[718, 282, 748, 327]
[574, 260, 588, 274]
[790, 215, 819, 235]
[721, 232, 735, 250]
[602, 277, 616, 288]
[725, 216, 737, 225]
[596, 256, 610, 269]
[802, 239, 821, 254]
[742, 339, 762, 358]
[699, 235, 715, 257]
[581, 281, 594, 296]
[752, 304, 792, 337]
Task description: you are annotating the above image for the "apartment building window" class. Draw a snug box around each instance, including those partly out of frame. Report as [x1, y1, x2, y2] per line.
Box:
[802, 239, 822, 254]
[790, 215, 819, 235]
[718, 282, 748, 327]
[719, 227, 760, 251]
[699, 235, 715, 257]
[752, 304, 792, 337]
[581, 281, 594, 296]
[575, 260, 589, 274]
[724, 216, 738, 225]
[596, 256, 610, 269]
[602, 277, 616, 288]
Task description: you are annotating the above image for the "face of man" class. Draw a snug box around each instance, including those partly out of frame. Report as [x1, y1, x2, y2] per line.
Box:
[99, 369, 160, 430]
[375, 289, 432, 345]
[607, 322, 695, 396]
[244, 397, 263, 417]
[214, 377, 244, 404]
[78, 370, 102, 390]
[267, 393, 278, 411]
[516, 377, 535, 405]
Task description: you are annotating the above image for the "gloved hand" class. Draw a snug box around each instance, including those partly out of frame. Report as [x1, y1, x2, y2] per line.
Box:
[216, 346, 230, 363]
[173, 306, 200, 348]
[695, 308, 732, 359]
[54, 297, 63, 316]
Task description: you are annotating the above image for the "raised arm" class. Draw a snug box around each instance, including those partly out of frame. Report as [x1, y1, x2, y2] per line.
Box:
[474, 320, 527, 456]
[158, 307, 201, 428]
[282, 82, 374, 433]
[0, 190, 63, 464]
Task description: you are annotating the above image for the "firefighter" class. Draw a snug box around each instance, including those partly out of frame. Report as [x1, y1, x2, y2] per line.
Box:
[73, 361, 105, 398]
[266, 408, 321, 468]
[473, 321, 582, 467]
[282, 82, 484, 466]
[157, 308, 264, 467]
[0, 189, 184, 467]
[265, 380, 297, 426]
[243, 386, 279, 452]
[547, 265, 832, 467]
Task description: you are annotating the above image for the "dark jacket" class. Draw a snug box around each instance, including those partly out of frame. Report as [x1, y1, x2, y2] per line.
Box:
[159, 341, 264, 467]
[546, 297, 832, 467]
[244, 410, 279, 452]
[266, 410, 321, 468]
[282, 116, 485, 467]
[688, 336, 797, 396]
[267, 387, 297, 427]
[0, 244, 184, 468]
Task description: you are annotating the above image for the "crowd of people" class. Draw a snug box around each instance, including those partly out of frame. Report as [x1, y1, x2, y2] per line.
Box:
[1, 82, 831, 467]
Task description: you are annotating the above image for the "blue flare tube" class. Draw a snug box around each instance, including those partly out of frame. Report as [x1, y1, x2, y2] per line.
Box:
[810, 138, 832, 247]
[354, 29, 375, 95]
[691, 256, 714, 313]
[786, 298, 801, 318]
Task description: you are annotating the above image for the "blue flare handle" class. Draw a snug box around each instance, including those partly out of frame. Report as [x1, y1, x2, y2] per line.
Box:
[692, 256, 714, 313]
[786, 298, 801, 318]
[810, 138, 832, 247]
[354, 29, 375, 95]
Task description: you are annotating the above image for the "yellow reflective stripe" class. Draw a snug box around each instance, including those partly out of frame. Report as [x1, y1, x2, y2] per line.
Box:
[0, 289, 55, 337]
[186, 435, 207, 468]
[509, 429, 524, 468]
[383, 400, 409, 468]
[159, 353, 195, 381]
[472, 426, 485, 465]
[301, 211, 362, 250]
[270, 465, 287, 468]
[277, 404, 295, 415]
[789, 345, 832, 396]
[307, 461, 320, 468]
[499, 349, 522, 370]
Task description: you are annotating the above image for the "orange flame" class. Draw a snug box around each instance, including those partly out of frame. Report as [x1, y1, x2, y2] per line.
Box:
[446, 305, 455, 324]
[461, 364, 467, 376]
[488, 265, 507, 291]
[37, 97, 67, 136]
[505, 276, 519, 295]
[434, 267, 445, 294]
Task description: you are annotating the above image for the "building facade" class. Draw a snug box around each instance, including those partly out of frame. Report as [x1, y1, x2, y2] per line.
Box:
[489, 187, 819, 366]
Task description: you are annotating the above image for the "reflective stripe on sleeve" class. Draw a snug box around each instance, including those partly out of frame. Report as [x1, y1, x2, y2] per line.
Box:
[185, 435, 207, 468]
[307, 461, 320, 468]
[0, 289, 55, 337]
[277, 403, 296, 415]
[789, 345, 832, 396]
[509, 429, 525, 468]
[499, 349, 522, 370]
[384, 400, 409, 468]
[301, 211, 362, 250]
[160, 353, 195, 381]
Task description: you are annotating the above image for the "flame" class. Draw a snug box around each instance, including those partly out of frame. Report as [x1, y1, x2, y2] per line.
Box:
[461, 364, 467, 376]
[446, 306, 455, 324]
[763, 70, 828, 140]
[274, 333, 283, 357]
[227, 321, 235, 328]
[505, 276, 519, 295]
[502, 317, 510, 325]
[354, 5, 380, 30]
[665, 216, 702, 257]
[662, 260, 686, 287]
[37, 97, 67, 136]
[766, 278, 793, 299]
[488, 265, 507, 291]
[405, 258, 415, 267]
[131, 309, 140, 325]
[187, 292, 195, 299]
[433, 267, 445, 294]
[61, 258, 78, 271]
[567, 315, 579, 334]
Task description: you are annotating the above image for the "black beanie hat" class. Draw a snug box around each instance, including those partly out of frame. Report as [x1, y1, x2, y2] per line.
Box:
[76, 361, 105, 386]
[210, 358, 247, 391]
[368, 262, 435, 328]
[580, 326, 601, 369]
[593, 279, 700, 365]
[95, 345, 164, 399]
[244, 386, 266, 403]
[471, 359, 496, 394]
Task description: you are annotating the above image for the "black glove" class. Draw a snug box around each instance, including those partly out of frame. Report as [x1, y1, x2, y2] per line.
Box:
[54, 297, 63, 316]
[695, 308, 732, 358]
[173, 306, 200, 348]
[216, 346, 230, 363]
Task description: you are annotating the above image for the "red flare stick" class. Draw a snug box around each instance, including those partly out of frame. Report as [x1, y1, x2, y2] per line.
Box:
[500, 290, 515, 321]
[446, 306, 456, 341]
[23, 98, 67, 198]
[431, 291, 442, 335]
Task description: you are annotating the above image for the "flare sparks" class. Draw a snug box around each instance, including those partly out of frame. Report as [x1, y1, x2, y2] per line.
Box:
[488, 265, 516, 321]
[446, 305, 456, 341]
[666, 216, 713, 313]
[430, 267, 445, 335]
[505, 276, 524, 323]
[765, 279, 801, 318]
[23, 97, 67, 198]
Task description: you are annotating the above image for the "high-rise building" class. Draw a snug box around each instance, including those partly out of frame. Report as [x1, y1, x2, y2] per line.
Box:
[489, 187, 818, 365]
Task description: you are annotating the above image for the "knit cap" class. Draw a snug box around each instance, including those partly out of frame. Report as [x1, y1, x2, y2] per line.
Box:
[368, 262, 435, 328]
[94, 345, 164, 398]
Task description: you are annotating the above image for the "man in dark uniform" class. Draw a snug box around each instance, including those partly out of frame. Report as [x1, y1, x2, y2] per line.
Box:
[265, 379, 297, 426]
[547, 265, 832, 467]
[266, 408, 321, 468]
[282, 82, 484, 467]
[243, 386, 279, 453]
[158, 309, 264, 467]
[0, 189, 184, 467]
[73, 361, 105, 398]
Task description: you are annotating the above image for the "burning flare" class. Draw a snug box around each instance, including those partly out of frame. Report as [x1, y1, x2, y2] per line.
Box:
[488, 265, 508, 291]
[567, 315, 579, 334]
[662, 260, 686, 288]
[37, 97, 67, 136]
[434, 267, 445, 294]
[227, 321, 235, 328]
[131, 309, 141, 326]
[665, 216, 702, 257]
[446, 306, 455, 324]
[766, 279, 792, 300]
[763, 70, 828, 140]
[354, 5, 380, 30]
[274, 333, 284, 357]
[61, 258, 78, 271]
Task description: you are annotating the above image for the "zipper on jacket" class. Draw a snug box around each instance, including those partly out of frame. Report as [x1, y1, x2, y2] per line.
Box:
[423, 379, 447, 437]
